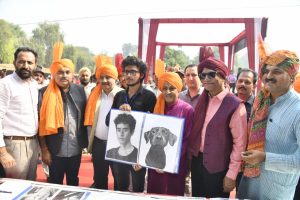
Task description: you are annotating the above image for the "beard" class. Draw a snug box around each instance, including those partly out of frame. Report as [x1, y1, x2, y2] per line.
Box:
[80, 79, 89, 86]
[16, 68, 32, 80]
[126, 79, 140, 87]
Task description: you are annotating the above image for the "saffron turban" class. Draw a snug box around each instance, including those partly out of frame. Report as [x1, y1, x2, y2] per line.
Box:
[261, 50, 299, 78]
[154, 72, 182, 115]
[198, 57, 228, 79]
[95, 64, 118, 80]
[39, 42, 74, 136]
[294, 73, 300, 93]
[84, 55, 118, 126]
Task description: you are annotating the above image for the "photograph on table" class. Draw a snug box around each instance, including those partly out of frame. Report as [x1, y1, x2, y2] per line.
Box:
[52, 190, 86, 200]
[20, 186, 58, 200]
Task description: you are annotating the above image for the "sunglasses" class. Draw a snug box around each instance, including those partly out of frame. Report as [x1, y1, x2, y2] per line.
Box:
[198, 71, 218, 80]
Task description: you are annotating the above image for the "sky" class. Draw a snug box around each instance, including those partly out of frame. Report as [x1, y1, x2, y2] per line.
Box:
[0, 0, 300, 59]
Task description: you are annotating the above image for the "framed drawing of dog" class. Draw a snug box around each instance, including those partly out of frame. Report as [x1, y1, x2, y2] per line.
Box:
[138, 113, 184, 174]
[105, 109, 185, 173]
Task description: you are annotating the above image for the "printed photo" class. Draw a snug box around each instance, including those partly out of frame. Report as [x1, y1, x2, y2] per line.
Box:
[52, 190, 85, 200]
[105, 109, 144, 164]
[20, 186, 58, 200]
[138, 113, 184, 173]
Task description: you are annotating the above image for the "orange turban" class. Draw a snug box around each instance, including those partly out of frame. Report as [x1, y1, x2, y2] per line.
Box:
[154, 72, 182, 115]
[294, 72, 300, 93]
[84, 55, 118, 126]
[155, 59, 165, 78]
[39, 42, 75, 136]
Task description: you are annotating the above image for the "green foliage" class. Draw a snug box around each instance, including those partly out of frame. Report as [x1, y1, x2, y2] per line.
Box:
[164, 47, 189, 69]
[31, 22, 64, 67]
[74, 46, 95, 73]
[0, 19, 27, 63]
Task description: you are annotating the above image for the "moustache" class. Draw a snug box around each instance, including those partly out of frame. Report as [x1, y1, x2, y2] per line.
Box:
[237, 86, 247, 90]
[18, 68, 30, 73]
[265, 78, 276, 83]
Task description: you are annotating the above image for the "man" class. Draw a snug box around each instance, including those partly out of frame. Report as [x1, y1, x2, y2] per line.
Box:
[107, 56, 156, 192]
[33, 65, 48, 89]
[227, 70, 237, 92]
[78, 67, 96, 97]
[237, 50, 300, 200]
[38, 42, 88, 186]
[147, 72, 194, 196]
[175, 70, 186, 91]
[178, 64, 202, 196]
[0, 47, 39, 180]
[294, 72, 300, 200]
[84, 56, 123, 189]
[236, 69, 258, 121]
[189, 57, 247, 198]
[0, 69, 6, 79]
[235, 68, 258, 190]
[179, 64, 203, 109]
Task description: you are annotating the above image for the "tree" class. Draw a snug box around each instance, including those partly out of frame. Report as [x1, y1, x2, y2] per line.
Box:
[31, 22, 64, 67]
[164, 47, 190, 69]
[122, 43, 137, 57]
[0, 19, 27, 63]
[73, 46, 95, 73]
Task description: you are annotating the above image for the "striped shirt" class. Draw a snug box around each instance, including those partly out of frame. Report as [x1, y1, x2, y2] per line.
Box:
[241, 90, 300, 199]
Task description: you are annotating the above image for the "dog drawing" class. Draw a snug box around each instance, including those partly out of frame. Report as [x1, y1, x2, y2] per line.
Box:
[144, 127, 177, 169]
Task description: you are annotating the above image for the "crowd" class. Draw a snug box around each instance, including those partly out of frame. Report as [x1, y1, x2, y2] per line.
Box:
[0, 42, 299, 200]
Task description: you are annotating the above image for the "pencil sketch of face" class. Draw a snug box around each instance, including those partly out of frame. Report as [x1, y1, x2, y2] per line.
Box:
[114, 113, 136, 146]
[116, 123, 132, 145]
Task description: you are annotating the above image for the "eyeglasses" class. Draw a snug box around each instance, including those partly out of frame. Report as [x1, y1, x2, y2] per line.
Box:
[198, 71, 218, 80]
[124, 70, 140, 76]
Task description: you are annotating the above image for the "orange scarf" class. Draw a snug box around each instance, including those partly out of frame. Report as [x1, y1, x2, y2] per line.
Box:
[39, 42, 74, 136]
[84, 55, 118, 126]
[154, 72, 182, 114]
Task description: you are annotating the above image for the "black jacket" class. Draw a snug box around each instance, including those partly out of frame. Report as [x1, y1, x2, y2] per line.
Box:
[38, 83, 88, 155]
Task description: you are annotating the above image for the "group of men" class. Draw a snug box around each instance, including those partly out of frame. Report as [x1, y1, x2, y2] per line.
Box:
[0, 44, 299, 200]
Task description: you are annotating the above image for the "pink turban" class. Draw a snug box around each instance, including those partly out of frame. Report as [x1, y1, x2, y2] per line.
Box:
[198, 57, 228, 79]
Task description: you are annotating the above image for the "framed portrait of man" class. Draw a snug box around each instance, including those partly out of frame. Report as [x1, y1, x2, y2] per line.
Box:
[105, 109, 185, 173]
[105, 109, 144, 165]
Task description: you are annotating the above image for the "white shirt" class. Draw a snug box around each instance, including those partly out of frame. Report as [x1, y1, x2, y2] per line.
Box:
[0, 72, 39, 147]
[95, 86, 123, 140]
[84, 82, 96, 98]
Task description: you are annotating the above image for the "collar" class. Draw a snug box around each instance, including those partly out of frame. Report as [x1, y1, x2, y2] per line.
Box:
[209, 88, 229, 101]
[273, 90, 294, 105]
[246, 94, 255, 105]
[101, 86, 123, 97]
[12, 71, 34, 83]
[186, 87, 202, 97]
[126, 85, 144, 96]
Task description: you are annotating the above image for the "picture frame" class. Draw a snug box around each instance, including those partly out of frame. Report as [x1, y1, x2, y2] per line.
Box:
[105, 109, 185, 174]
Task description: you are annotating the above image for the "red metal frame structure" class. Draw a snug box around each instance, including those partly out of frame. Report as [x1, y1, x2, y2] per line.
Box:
[138, 18, 268, 74]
